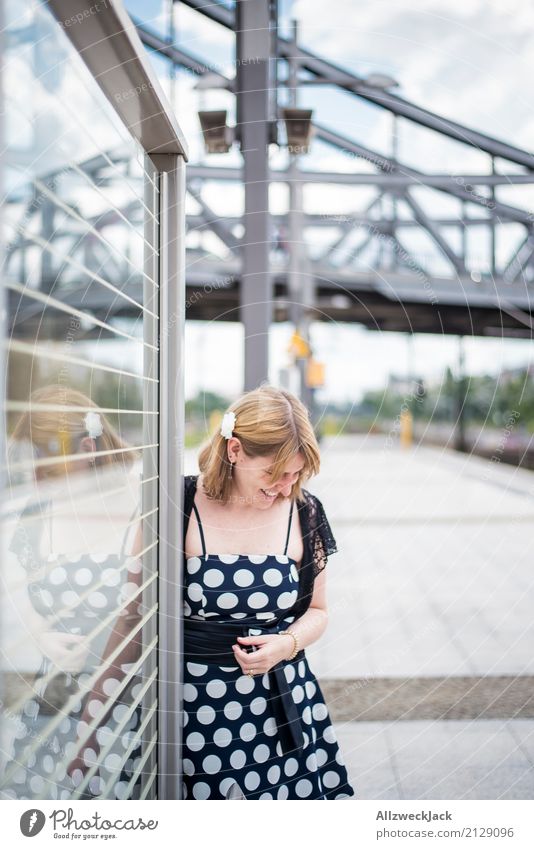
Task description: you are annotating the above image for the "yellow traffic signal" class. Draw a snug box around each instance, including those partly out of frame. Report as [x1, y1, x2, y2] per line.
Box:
[306, 359, 325, 388]
[400, 409, 413, 447]
[288, 331, 310, 359]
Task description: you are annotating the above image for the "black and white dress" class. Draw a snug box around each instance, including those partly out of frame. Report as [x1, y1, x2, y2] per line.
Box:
[182, 497, 355, 800]
[1, 499, 144, 801]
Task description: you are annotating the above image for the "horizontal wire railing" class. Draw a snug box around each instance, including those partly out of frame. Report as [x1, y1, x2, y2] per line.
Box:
[0, 605, 158, 790]
[5, 339, 157, 383]
[71, 678, 158, 799]
[6, 539, 159, 668]
[6, 281, 157, 350]
[4, 221, 156, 317]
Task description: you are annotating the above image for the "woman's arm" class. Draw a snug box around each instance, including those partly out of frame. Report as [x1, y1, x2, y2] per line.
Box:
[81, 521, 144, 696]
[278, 568, 328, 658]
[67, 520, 144, 779]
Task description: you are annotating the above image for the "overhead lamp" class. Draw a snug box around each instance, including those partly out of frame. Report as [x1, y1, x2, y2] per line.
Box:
[198, 110, 234, 154]
[363, 73, 399, 90]
[282, 108, 314, 154]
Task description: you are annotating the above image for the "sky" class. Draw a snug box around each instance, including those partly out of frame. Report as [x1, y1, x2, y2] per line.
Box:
[126, 0, 534, 403]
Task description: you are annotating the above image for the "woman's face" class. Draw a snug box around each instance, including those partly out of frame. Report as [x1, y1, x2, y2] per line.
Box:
[33, 434, 96, 481]
[229, 444, 305, 508]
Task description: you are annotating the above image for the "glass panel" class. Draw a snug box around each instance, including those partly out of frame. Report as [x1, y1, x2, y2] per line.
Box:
[1, 0, 159, 801]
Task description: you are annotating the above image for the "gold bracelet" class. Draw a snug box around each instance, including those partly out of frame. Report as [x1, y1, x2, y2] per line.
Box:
[279, 629, 299, 660]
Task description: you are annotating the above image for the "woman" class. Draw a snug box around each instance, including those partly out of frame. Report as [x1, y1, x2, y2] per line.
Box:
[182, 385, 356, 800]
[2, 385, 143, 800]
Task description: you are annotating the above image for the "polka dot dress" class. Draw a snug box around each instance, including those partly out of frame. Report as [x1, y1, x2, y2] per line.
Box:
[3, 503, 145, 801]
[182, 500, 355, 800]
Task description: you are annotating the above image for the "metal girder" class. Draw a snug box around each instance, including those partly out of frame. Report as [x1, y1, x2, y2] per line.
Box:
[503, 232, 534, 283]
[321, 194, 383, 261]
[185, 212, 501, 229]
[132, 18, 232, 85]
[345, 232, 375, 264]
[179, 0, 234, 28]
[403, 189, 466, 273]
[178, 0, 534, 170]
[16, 257, 531, 338]
[314, 123, 533, 226]
[186, 162, 534, 187]
[187, 182, 241, 253]
[390, 234, 430, 280]
[236, 0, 272, 389]
[277, 51, 534, 171]
[134, 19, 534, 227]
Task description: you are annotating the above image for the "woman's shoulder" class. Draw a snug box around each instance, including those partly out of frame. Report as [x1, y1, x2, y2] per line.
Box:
[183, 474, 198, 510]
[296, 487, 323, 527]
[298, 486, 324, 510]
[183, 473, 199, 490]
[299, 486, 338, 563]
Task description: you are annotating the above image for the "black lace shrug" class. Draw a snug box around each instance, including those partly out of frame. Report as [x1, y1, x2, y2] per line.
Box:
[182, 474, 338, 621]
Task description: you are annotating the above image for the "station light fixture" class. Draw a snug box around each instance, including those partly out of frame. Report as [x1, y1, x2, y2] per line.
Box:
[282, 107, 314, 154]
[198, 110, 234, 154]
[362, 72, 399, 90]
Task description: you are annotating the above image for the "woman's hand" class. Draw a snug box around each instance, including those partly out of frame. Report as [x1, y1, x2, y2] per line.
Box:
[39, 631, 90, 673]
[231, 634, 294, 676]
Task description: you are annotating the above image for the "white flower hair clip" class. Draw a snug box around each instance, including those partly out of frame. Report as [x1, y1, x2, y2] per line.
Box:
[84, 411, 103, 439]
[220, 410, 236, 440]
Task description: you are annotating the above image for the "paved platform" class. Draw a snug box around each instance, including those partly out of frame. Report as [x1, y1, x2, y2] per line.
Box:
[334, 718, 534, 799]
[306, 434, 534, 681]
[186, 433, 534, 798]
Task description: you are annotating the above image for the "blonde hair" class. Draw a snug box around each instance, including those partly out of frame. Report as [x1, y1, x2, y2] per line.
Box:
[10, 384, 137, 479]
[198, 384, 321, 504]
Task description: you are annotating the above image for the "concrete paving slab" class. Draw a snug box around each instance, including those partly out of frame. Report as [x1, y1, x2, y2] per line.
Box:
[334, 719, 534, 800]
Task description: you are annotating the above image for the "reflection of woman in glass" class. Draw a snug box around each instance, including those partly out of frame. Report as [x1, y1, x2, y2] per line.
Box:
[1, 385, 143, 801]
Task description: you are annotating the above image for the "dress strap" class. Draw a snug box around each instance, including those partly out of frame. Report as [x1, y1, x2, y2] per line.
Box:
[191, 502, 207, 559]
[283, 499, 294, 555]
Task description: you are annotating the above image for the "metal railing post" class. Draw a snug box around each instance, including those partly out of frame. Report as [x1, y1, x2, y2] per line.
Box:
[153, 153, 186, 800]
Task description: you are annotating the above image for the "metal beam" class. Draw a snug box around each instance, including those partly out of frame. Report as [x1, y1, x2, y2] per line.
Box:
[132, 18, 231, 84]
[291, 172, 534, 187]
[390, 234, 430, 281]
[286, 19, 314, 411]
[321, 194, 382, 261]
[345, 232, 375, 264]
[153, 154, 186, 802]
[187, 183, 241, 253]
[314, 123, 534, 226]
[185, 163, 534, 189]
[236, 0, 272, 390]
[185, 212, 501, 229]
[403, 190, 466, 273]
[142, 154, 160, 803]
[278, 46, 534, 171]
[178, 0, 534, 169]
[48, 0, 188, 159]
[178, 0, 234, 28]
[503, 232, 534, 283]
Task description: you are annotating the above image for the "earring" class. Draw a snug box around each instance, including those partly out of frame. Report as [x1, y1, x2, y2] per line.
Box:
[229, 459, 234, 479]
